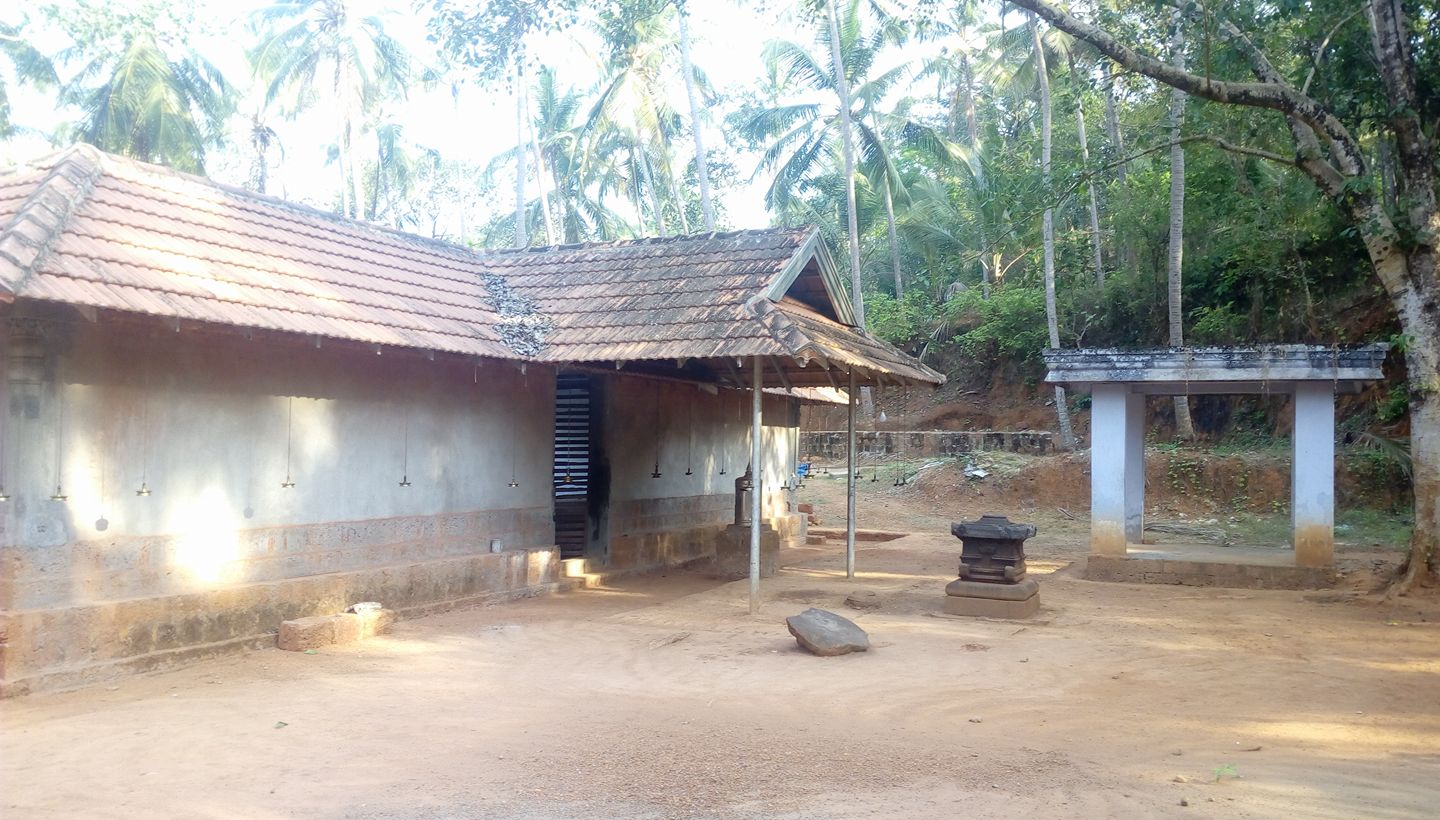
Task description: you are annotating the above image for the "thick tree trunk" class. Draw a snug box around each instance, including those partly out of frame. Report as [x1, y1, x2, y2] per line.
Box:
[1070, 53, 1105, 287]
[1032, 15, 1076, 450]
[1166, 18, 1195, 440]
[1404, 374, 1440, 587]
[676, 4, 715, 231]
[1371, 240, 1440, 587]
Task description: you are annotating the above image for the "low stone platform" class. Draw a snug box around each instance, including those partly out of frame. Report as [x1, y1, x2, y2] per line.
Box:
[707, 524, 779, 580]
[807, 528, 908, 543]
[942, 578, 1040, 619]
[1086, 555, 1335, 590]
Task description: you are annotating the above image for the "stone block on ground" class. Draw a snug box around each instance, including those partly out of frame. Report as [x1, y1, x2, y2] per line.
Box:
[708, 524, 779, 580]
[844, 590, 882, 610]
[277, 609, 396, 652]
[786, 608, 870, 656]
[277, 616, 336, 651]
[942, 594, 1040, 619]
[942, 578, 1039, 620]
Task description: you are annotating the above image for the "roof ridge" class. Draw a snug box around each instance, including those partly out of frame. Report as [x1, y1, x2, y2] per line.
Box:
[486, 226, 809, 256]
[0, 145, 105, 300]
[76, 146, 498, 263]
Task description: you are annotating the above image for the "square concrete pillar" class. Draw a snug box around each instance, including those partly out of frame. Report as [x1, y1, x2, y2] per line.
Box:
[1291, 383, 1335, 567]
[1090, 384, 1136, 556]
[1124, 392, 1146, 544]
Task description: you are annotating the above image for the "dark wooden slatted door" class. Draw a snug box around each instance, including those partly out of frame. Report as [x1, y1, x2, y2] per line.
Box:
[552, 374, 591, 559]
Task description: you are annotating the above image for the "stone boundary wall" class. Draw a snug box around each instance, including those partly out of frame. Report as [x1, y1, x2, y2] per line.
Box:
[802, 430, 1053, 460]
[0, 545, 561, 697]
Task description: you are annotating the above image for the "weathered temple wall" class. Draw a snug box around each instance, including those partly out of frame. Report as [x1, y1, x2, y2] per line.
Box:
[603, 375, 802, 571]
[0, 307, 560, 695]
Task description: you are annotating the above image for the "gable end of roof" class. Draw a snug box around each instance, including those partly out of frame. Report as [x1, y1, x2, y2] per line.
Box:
[0, 145, 104, 301]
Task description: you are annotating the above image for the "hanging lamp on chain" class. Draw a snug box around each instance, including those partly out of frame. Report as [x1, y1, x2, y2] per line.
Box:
[650, 381, 663, 479]
[50, 383, 68, 501]
[280, 396, 296, 488]
[684, 396, 694, 476]
[398, 407, 412, 487]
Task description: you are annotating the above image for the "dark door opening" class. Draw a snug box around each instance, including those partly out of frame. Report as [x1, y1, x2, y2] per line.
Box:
[552, 373, 593, 559]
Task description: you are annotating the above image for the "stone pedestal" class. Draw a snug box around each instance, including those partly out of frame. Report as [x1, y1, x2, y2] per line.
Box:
[710, 523, 779, 580]
[943, 578, 1040, 619]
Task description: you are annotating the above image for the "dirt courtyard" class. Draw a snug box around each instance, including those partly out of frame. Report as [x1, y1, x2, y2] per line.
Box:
[3, 481, 1438, 819]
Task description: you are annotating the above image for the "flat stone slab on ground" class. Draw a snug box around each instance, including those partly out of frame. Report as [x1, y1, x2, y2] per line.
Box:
[786, 607, 870, 656]
[942, 593, 1041, 619]
[945, 577, 1039, 601]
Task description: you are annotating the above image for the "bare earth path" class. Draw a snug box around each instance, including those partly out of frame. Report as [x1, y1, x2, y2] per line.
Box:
[3, 483, 1438, 819]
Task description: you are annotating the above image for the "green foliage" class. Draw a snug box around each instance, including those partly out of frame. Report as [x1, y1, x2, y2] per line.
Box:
[864, 290, 935, 347]
[1376, 384, 1410, 424]
[47, 0, 234, 172]
[948, 286, 1049, 366]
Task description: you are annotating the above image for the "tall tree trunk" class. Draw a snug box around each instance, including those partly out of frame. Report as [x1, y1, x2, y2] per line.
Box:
[1031, 16, 1076, 451]
[1103, 63, 1126, 183]
[882, 176, 903, 298]
[660, 127, 692, 234]
[676, 2, 715, 231]
[337, 110, 351, 218]
[346, 112, 364, 221]
[1166, 16, 1196, 440]
[1102, 62, 1136, 275]
[638, 142, 667, 236]
[825, 0, 872, 417]
[1069, 53, 1105, 288]
[960, 50, 992, 293]
[514, 83, 527, 247]
[525, 82, 555, 245]
[826, 0, 863, 326]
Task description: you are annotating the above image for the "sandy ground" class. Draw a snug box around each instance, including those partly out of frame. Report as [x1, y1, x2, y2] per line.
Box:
[3, 480, 1438, 819]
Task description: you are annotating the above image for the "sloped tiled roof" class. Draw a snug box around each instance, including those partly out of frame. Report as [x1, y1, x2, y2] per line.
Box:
[0, 146, 515, 358]
[0, 146, 942, 385]
[494, 228, 810, 361]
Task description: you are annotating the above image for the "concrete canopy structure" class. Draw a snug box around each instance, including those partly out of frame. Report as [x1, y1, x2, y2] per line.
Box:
[0, 147, 940, 694]
[1044, 345, 1387, 569]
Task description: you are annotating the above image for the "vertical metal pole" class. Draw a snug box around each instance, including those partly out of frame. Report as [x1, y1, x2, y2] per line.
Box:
[846, 368, 857, 579]
[749, 356, 764, 615]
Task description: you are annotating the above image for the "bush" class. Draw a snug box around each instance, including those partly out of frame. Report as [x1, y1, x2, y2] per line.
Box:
[947, 286, 1050, 366]
[865, 291, 938, 348]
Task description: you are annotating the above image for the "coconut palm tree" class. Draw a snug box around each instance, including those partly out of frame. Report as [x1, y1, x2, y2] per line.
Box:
[250, 0, 410, 219]
[55, 19, 232, 174]
[0, 19, 58, 139]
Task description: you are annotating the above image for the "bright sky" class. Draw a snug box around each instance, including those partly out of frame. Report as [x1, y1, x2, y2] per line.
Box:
[2, 0, 942, 236]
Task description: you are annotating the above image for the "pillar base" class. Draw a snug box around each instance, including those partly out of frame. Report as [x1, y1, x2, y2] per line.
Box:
[708, 524, 779, 580]
[943, 578, 1040, 619]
